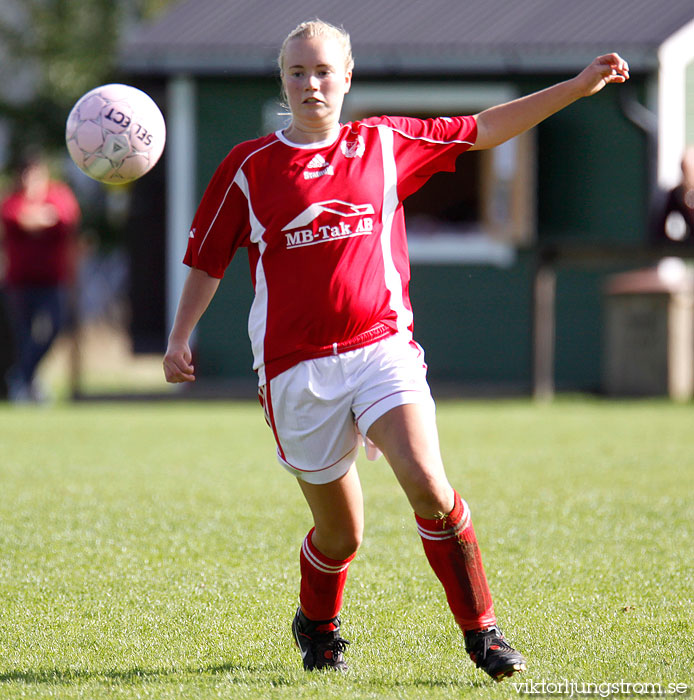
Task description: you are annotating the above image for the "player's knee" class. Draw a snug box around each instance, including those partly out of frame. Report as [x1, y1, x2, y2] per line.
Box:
[315, 524, 362, 561]
[404, 472, 454, 519]
[334, 526, 363, 560]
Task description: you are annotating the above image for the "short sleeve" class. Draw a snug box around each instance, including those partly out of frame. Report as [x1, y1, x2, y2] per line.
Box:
[373, 115, 477, 201]
[183, 151, 252, 279]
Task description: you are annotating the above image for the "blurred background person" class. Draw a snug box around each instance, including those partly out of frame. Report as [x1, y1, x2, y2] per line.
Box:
[654, 145, 694, 245]
[1, 150, 81, 402]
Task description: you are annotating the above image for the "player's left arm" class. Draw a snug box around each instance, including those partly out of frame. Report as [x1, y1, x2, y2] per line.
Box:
[470, 53, 629, 151]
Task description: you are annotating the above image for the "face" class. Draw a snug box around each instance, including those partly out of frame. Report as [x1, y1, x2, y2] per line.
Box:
[21, 162, 50, 198]
[281, 36, 352, 134]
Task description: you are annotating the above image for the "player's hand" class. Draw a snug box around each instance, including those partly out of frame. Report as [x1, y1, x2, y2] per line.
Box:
[575, 53, 629, 97]
[18, 202, 59, 232]
[163, 339, 196, 383]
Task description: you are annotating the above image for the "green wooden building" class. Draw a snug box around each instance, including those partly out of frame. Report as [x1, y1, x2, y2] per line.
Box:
[121, 0, 694, 395]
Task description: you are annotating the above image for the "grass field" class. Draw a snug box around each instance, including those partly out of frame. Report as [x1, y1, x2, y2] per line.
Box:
[0, 398, 692, 699]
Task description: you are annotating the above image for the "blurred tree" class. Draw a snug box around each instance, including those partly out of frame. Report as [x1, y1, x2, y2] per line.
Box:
[0, 0, 176, 163]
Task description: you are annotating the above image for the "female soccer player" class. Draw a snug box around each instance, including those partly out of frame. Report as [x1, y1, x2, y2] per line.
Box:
[164, 20, 629, 681]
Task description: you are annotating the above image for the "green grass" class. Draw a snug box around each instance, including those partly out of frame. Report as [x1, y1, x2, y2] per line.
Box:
[0, 398, 692, 699]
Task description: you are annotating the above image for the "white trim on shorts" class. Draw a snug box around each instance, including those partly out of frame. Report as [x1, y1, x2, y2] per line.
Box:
[258, 333, 435, 484]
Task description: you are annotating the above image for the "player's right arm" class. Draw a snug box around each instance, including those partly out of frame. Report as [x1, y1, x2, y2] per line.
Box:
[163, 266, 221, 383]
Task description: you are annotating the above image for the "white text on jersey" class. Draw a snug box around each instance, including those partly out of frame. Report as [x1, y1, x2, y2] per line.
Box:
[285, 217, 374, 249]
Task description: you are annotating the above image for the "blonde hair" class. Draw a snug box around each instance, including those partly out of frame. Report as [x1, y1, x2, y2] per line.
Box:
[278, 19, 354, 74]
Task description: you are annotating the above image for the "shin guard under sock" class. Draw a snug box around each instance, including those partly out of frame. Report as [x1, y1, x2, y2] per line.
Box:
[299, 527, 355, 621]
[415, 491, 497, 631]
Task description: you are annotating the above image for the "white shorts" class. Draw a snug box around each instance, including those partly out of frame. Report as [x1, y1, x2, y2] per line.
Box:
[258, 333, 435, 484]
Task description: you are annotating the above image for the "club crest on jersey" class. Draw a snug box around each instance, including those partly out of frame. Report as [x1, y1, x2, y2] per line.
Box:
[282, 199, 375, 249]
[341, 134, 365, 158]
[304, 154, 334, 180]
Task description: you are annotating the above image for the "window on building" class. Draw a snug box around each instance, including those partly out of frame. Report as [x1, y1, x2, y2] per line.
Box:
[343, 83, 536, 266]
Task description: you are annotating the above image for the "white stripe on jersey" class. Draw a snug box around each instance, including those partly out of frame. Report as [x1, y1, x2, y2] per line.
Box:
[197, 179, 235, 256]
[361, 120, 476, 148]
[197, 139, 278, 256]
[388, 125, 475, 147]
[377, 125, 414, 337]
[234, 168, 269, 382]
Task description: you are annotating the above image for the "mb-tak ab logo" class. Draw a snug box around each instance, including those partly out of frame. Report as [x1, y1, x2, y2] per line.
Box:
[282, 200, 375, 249]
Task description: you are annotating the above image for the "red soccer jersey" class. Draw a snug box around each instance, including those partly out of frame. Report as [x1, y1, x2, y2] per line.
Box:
[184, 115, 477, 383]
[1, 181, 80, 286]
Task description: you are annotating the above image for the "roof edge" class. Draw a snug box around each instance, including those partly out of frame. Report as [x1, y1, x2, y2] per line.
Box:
[119, 46, 660, 77]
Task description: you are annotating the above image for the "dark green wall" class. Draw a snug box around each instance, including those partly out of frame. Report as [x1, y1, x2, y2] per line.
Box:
[196, 78, 280, 194]
[536, 84, 649, 244]
[191, 75, 651, 392]
[194, 79, 276, 379]
[553, 262, 639, 391]
[410, 259, 533, 389]
[533, 77, 650, 389]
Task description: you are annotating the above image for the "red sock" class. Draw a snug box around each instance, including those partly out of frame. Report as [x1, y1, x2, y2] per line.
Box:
[415, 491, 496, 632]
[299, 528, 355, 621]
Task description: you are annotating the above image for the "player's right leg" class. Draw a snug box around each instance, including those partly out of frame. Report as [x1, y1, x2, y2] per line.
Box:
[3, 287, 35, 400]
[297, 463, 364, 563]
[292, 465, 363, 670]
[259, 360, 364, 671]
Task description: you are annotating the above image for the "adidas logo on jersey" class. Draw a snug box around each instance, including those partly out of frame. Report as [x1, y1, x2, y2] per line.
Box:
[307, 154, 329, 169]
[304, 154, 334, 180]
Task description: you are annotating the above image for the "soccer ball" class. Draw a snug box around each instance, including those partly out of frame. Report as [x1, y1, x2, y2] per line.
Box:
[65, 83, 166, 184]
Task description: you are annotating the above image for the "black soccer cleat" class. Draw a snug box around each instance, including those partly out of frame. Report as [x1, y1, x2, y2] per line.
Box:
[464, 626, 526, 681]
[291, 607, 350, 671]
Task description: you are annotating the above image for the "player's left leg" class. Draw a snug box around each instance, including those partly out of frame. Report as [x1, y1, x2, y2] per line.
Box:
[23, 286, 67, 399]
[366, 403, 526, 681]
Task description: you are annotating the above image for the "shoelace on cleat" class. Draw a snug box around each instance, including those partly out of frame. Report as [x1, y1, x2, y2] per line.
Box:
[318, 636, 350, 658]
[312, 636, 349, 669]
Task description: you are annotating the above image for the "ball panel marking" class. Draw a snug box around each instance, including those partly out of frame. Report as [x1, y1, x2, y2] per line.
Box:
[65, 83, 166, 184]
